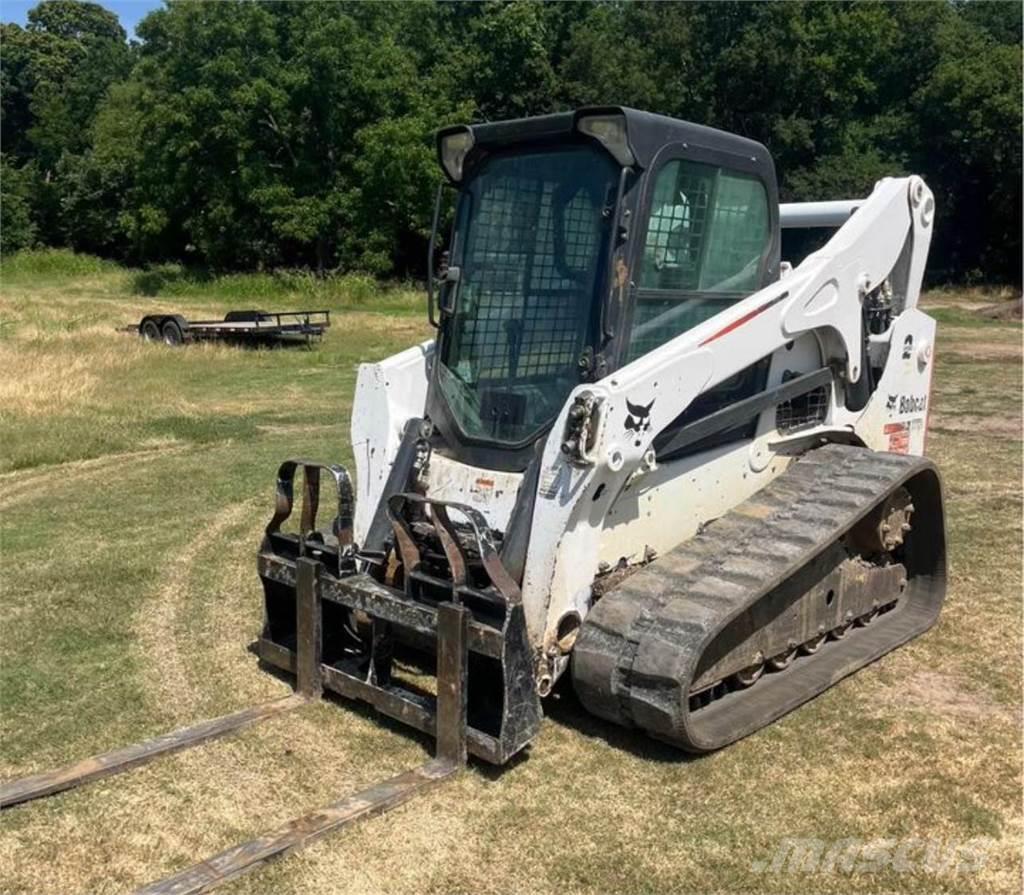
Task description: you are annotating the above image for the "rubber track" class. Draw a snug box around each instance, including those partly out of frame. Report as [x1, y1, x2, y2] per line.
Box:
[572, 443, 946, 753]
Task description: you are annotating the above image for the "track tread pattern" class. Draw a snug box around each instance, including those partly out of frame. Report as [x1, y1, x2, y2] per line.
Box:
[573, 444, 945, 752]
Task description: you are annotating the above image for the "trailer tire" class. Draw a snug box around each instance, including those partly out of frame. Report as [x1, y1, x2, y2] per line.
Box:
[140, 318, 161, 342]
[161, 318, 185, 347]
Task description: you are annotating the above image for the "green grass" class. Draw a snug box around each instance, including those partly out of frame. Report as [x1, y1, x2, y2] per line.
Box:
[929, 306, 1020, 328]
[0, 255, 1020, 895]
[0, 248, 123, 281]
[1, 247, 423, 314]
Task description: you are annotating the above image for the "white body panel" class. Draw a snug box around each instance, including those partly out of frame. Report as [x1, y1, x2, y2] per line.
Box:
[599, 437, 797, 568]
[597, 331, 824, 569]
[424, 454, 523, 531]
[351, 340, 433, 545]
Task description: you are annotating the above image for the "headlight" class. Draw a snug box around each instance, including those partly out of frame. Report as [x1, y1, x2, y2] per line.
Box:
[439, 128, 475, 182]
[576, 113, 635, 167]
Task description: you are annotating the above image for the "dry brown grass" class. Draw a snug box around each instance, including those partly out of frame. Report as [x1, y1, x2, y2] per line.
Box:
[0, 340, 135, 418]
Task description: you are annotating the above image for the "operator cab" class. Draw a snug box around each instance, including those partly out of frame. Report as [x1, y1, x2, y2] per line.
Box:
[428, 107, 780, 471]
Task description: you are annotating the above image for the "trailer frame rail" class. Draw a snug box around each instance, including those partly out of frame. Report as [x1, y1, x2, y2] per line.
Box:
[128, 309, 331, 347]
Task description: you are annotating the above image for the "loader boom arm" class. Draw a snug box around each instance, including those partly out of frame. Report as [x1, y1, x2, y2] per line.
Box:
[521, 175, 935, 643]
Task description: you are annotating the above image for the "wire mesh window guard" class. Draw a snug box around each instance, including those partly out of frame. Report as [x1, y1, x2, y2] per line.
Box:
[439, 147, 616, 445]
[776, 384, 830, 433]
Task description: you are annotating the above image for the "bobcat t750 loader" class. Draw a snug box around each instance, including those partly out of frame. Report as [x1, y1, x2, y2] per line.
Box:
[3, 108, 945, 893]
[257, 106, 945, 760]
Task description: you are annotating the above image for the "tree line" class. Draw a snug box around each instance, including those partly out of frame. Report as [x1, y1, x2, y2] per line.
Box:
[2, 0, 1021, 284]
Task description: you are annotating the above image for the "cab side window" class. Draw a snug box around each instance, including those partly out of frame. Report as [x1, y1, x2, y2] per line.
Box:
[628, 159, 769, 361]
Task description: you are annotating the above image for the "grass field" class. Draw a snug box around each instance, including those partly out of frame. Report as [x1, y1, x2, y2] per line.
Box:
[1, 251, 1021, 895]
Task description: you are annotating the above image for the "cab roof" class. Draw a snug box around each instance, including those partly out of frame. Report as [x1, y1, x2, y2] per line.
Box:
[438, 105, 773, 174]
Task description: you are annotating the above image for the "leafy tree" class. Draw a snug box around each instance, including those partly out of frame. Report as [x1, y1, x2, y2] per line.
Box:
[102, 0, 459, 272]
[56, 80, 144, 256]
[5, 1, 131, 169]
[452, 1, 559, 120]
[0, 2, 131, 252]
[914, 6, 1022, 280]
[957, 0, 1023, 44]
[0, 156, 38, 253]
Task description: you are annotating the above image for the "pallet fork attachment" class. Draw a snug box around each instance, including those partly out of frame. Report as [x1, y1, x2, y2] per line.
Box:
[134, 590, 469, 895]
[257, 460, 543, 765]
[0, 696, 304, 810]
[1, 524, 471, 895]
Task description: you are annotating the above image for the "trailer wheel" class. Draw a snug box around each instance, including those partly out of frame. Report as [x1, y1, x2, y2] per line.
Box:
[140, 318, 161, 342]
[161, 318, 185, 346]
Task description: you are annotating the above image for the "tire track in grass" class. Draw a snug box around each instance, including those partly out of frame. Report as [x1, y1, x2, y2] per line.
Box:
[0, 444, 191, 511]
[192, 508, 282, 712]
[134, 501, 256, 724]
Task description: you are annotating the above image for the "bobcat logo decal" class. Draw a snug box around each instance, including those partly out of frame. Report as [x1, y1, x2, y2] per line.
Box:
[625, 398, 655, 437]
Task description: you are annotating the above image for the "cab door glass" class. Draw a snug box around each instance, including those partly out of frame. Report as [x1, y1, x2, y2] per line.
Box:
[628, 159, 768, 361]
[438, 147, 617, 445]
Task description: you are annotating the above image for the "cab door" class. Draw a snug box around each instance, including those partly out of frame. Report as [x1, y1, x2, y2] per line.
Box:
[620, 150, 779, 457]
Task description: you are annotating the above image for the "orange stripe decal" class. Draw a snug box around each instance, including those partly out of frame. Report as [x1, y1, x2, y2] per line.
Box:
[699, 292, 788, 347]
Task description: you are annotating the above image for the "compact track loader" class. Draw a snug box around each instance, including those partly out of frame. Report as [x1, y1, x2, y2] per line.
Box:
[3, 108, 946, 893]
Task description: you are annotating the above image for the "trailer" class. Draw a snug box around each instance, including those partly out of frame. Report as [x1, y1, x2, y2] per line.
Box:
[132, 309, 330, 347]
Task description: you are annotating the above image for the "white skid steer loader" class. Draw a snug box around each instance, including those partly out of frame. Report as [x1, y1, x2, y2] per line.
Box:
[3, 107, 945, 893]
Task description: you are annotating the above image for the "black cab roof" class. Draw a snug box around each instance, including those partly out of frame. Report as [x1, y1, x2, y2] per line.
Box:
[438, 105, 773, 176]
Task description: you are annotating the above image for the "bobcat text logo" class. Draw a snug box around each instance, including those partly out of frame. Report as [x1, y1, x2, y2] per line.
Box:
[625, 398, 655, 436]
[899, 395, 927, 414]
[887, 393, 926, 415]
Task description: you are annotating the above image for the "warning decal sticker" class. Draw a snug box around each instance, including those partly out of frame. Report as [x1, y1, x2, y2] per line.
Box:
[884, 421, 911, 454]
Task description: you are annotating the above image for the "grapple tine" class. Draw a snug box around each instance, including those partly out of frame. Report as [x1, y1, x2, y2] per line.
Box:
[324, 464, 356, 554]
[386, 494, 423, 582]
[300, 465, 320, 536]
[431, 503, 469, 594]
[265, 459, 298, 537]
[262, 459, 356, 576]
